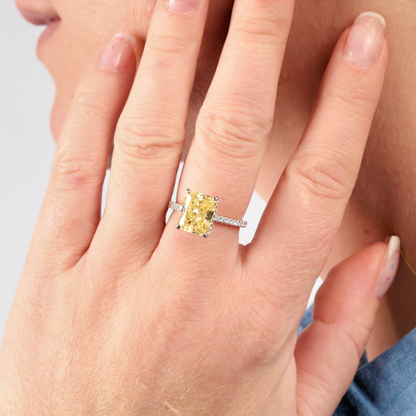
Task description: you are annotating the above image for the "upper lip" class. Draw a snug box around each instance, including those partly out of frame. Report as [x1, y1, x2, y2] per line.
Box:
[17, 6, 60, 25]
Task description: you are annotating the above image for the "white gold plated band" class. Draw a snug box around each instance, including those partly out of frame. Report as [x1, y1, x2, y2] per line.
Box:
[168, 201, 247, 228]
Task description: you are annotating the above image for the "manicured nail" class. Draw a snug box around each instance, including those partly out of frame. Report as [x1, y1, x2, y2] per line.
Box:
[97, 33, 136, 73]
[166, 0, 200, 14]
[343, 12, 385, 68]
[374, 236, 400, 300]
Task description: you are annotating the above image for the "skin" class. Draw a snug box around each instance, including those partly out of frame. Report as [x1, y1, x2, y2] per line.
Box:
[0, 0, 406, 413]
[257, 0, 416, 361]
[22, 0, 416, 359]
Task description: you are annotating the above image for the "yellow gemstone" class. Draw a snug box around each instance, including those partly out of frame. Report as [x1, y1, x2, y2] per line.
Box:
[177, 190, 218, 237]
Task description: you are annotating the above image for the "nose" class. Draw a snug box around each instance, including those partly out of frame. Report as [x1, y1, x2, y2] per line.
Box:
[15, 0, 59, 25]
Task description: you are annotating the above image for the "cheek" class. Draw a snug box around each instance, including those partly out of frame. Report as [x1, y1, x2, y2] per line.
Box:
[42, 0, 154, 142]
[45, 0, 229, 144]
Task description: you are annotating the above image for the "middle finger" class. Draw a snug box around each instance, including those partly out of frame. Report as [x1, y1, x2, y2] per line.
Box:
[164, 0, 295, 253]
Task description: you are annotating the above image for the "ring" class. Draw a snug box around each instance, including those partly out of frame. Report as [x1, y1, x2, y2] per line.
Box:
[169, 189, 248, 238]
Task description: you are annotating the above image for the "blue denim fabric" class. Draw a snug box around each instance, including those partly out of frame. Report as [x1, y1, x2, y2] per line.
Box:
[298, 305, 416, 415]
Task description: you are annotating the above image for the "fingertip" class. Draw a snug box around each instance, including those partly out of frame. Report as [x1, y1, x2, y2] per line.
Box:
[313, 241, 388, 323]
[342, 12, 385, 68]
[374, 235, 400, 300]
[97, 33, 137, 73]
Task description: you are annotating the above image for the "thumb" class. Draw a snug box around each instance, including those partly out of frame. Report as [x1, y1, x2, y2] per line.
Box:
[295, 236, 400, 416]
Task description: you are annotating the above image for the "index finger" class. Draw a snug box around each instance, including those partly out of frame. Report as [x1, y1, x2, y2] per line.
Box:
[248, 13, 388, 319]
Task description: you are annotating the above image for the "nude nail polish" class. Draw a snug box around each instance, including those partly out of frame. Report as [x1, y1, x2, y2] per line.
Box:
[374, 236, 400, 300]
[343, 12, 385, 68]
[166, 0, 201, 14]
[97, 33, 136, 73]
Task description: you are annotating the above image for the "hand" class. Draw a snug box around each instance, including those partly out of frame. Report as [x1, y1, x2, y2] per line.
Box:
[0, 1, 390, 414]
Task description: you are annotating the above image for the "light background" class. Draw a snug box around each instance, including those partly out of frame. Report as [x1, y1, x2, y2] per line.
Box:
[0, 1, 321, 347]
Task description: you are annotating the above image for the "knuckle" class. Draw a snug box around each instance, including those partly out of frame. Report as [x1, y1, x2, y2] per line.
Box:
[317, 319, 368, 363]
[149, 32, 193, 57]
[287, 153, 356, 202]
[236, 0, 292, 42]
[236, 14, 288, 47]
[53, 144, 102, 191]
[71, 87, 112, 118]
[346, 320, 372, 360]
[116, 120, 184, 160]
[196, 109, 271, 160]
[325, 81, 374, 117]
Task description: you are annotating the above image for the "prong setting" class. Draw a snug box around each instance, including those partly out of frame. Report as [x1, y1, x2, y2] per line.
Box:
[168, 190, 247, 237]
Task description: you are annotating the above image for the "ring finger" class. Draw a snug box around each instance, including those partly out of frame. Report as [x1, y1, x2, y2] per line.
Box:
[96, 0, 210, 258]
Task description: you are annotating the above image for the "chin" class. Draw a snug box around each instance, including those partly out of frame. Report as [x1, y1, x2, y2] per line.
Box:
[49, 99, 66, 143]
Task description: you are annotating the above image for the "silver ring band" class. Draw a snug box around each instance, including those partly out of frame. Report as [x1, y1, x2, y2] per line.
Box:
[169, 201, 247, 228]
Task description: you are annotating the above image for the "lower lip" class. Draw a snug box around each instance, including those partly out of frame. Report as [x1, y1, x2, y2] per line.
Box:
[37, 19, 61, 52]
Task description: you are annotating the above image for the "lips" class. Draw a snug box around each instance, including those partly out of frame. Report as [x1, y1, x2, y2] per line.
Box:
[16, 4, 62, 55]
[36, 18, 61, 54]
[17, 6, 60, 26]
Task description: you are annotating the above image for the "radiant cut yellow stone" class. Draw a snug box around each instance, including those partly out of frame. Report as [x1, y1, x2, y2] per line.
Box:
[177, 190, 218, 237]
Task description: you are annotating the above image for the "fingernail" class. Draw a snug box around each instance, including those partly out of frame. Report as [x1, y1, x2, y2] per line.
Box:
[166, 0, 200, 14]
[343, 12, 385, 68]
[374, 236, 400, 300]
[97, 33, 136, 73]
